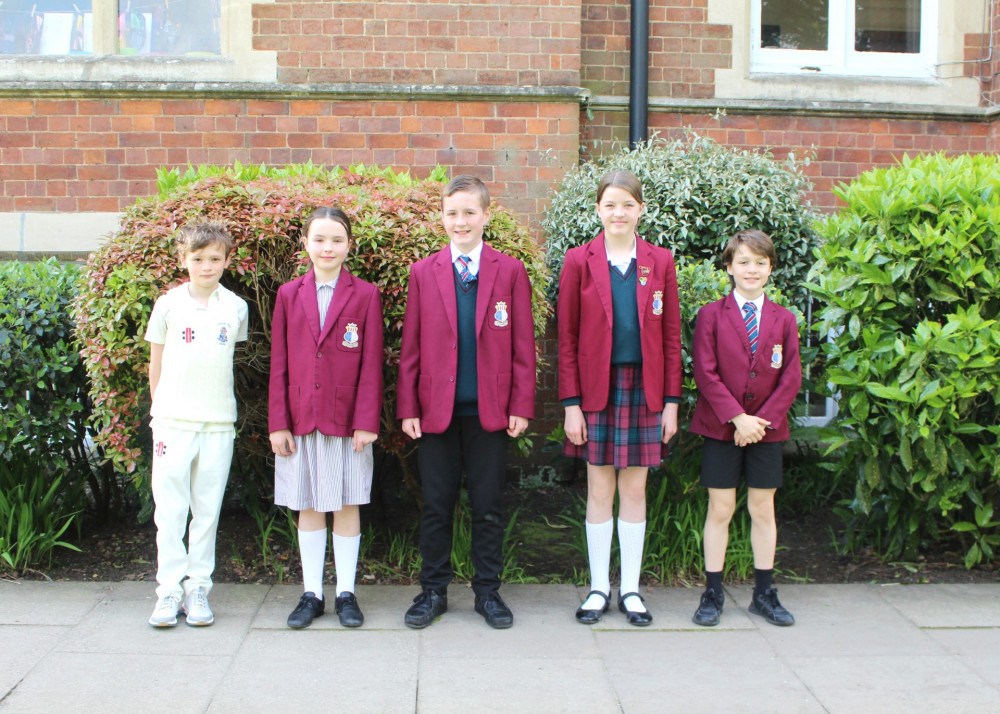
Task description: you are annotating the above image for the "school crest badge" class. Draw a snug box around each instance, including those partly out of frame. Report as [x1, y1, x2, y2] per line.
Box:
[770, 344, 783, 369]
[493, 301, 509, 327]
[342, 322, 360, 348]
[217, 324, 229, 345]
[652, 290, 664, 316]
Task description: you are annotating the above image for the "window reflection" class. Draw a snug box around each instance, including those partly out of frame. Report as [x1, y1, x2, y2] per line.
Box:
[855, 0, 921, 53]
[760, 0, 830, 51]
[118, 0, 219, 55]
[0, 0, 93, 55]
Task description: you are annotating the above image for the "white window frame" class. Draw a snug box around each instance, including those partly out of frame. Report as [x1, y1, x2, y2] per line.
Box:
[750, 0, 939, 78]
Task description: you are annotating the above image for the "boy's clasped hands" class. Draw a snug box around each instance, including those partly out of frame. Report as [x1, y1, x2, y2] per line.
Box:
[731, 412, 771, 447]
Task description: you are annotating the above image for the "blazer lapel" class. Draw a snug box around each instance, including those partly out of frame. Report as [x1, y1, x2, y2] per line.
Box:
[724, 292, 754, 362]
[475, 243, 499, 335]
[297, 270, 322, 345]
[635, 235, 653, 329]
[319, 270, 353, 345]
[432, 248, 459, 339]
[587, 233, 613, 328]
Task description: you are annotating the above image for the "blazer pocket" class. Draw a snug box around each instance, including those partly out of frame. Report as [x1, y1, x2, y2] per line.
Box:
[496, 372, 512, 416]
[335, 386, 356, 426]
[335, 316, 364, 352]
[418, 373, 432, 414]
[288, 385, 301, 425]
[486, 295, 512, 330]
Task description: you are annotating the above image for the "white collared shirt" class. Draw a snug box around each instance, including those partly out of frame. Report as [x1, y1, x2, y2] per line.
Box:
[606, 242, 637, 274]
[732, 289, 765, 337]
[316, 276, 339, 330]
[450, 240, 484, 278]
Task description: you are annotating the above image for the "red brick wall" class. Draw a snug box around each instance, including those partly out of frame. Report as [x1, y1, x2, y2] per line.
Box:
[252, 0, 581, 86]
[581, 0, 731, 98]
[0, 98, 579, 225]
[582, 109, 993, 209]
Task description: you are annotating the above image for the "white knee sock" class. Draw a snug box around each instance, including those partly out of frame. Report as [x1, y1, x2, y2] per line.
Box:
[333, 532, 361, 596]
[582, 518, 613, 610]
[618, 518, 647, 613]
[298, 528, 327, 600]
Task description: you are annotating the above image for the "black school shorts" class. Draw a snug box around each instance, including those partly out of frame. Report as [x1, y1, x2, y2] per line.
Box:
[700, 437, 783, 490]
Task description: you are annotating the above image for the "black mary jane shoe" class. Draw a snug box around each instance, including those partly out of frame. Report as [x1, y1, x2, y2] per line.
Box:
[335, 591, 364, 628]
[287, 591, 325, 629]
[575, 590, 611, 625]
[618, 591, 653, 627]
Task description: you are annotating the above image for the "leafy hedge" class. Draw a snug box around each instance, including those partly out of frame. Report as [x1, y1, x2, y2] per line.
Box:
[73, 163, 550, 504]
[809, 153, 1000, 567]
[542, 135, 820, 312]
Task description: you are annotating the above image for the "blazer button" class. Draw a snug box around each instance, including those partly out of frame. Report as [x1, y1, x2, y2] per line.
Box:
[745, 393, 755, 401]
[315, 383, 321, 389]
[749, 371, 756, 379]
[452, 344, 457, 349]
[317, 351, 323, 358]
[449, 376, 455, 382]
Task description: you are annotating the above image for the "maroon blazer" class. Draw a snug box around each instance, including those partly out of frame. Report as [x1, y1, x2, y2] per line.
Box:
[689, 293, 802, 442]
[396, 242, 536, 434]
[558, 233, 682, 412]
[268, 269, 384, 437]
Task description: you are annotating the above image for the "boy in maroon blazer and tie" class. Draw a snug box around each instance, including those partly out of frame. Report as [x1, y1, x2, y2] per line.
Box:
[689, 229, 802, 628]
[397, 175, 536, 629]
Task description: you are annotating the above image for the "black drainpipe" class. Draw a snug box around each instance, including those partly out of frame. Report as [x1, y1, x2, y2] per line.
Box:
[629, 0, 649, 149]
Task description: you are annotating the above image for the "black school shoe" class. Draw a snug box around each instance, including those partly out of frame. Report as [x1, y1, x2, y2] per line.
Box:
[475, 590, 514, 629]
[618, 592, 653, 627]
[335, 592, 364, 628]
[749, 587, 795, 627]
[287, 592, 324, 629]
[692, 587, 725, 627]
[404, 589, 448, 629]
[575, 590, 610, 625]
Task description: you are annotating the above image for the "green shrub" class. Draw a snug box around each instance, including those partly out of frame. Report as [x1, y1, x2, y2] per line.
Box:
[809, 153, 1000, 567]
[542, 134, 820, 312]
[73, 163, 550, 506]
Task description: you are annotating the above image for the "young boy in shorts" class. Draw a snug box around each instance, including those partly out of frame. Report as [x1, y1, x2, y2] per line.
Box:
[689, 229, 802, 627]
[397, 175, 536, 629]
[145, 222, 248, 627]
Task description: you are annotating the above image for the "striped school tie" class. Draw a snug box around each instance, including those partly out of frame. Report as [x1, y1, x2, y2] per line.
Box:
[456, 255, 475, 285]
[743, 302, 758, 355]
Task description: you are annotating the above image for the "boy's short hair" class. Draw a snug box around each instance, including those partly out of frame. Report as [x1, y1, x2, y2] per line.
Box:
[722, 229, 777, 268]
[176, 221, 233, 257]
[442, 174, 490, 210]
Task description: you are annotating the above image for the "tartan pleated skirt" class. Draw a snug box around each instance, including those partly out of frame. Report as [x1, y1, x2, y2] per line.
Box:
[563, 364, 667, 468]
[274, 431, 373, 512]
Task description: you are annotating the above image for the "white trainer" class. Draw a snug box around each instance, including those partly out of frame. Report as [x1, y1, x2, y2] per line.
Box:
[183, 586, 215, 627]
[148, 594, 182, 627]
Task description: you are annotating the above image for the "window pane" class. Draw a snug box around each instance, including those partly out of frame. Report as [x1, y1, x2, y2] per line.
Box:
[118, 0, 220, 55]
[855, 0, 920, 53]
[0, 0, 92, 55]
[760, 0, 830, 50]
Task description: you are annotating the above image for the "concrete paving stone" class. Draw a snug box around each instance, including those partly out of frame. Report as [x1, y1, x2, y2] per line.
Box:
[925, 628, 1000, 689]
[728, 583, 945, 657]
[596, 629, 823, 713]
[0, 652, 230, 714]
[580, 584, 756, 631]
[877, 584, 1000, 628]
[52, 582, 268, 657]
[253, 584, 416, 630]
[0, 626, 70, 699]
[207, 629, 418, 714]
[418, 656, 620, 714]
[0, 581, 107, 625]
[792, 654, 1000, 712]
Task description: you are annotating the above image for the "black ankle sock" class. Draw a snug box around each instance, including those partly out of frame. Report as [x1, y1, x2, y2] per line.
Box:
[754, 568, 773, 594]
[706, 570, 723, 594]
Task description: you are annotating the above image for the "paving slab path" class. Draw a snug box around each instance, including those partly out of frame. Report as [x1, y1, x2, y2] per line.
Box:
[1, 582, 998, 713]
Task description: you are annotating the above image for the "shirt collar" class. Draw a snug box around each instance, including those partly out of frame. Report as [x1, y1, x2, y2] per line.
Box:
[604, 241, 637, 263]
[315, 276, 338, 290]
[450, 240, 484, 274]
[733, 289, 764, 314]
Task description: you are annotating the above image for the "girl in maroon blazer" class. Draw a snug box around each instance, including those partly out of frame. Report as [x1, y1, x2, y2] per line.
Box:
[558, 170, 682, 626]
[268, 207, 384, 630]
[689, 229, 802, 628]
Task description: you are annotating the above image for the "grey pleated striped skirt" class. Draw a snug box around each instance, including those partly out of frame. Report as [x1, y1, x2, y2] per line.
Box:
[274, 431, 373, 512]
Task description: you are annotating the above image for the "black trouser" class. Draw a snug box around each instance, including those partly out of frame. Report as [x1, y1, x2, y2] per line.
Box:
[417, 415, 508, 597]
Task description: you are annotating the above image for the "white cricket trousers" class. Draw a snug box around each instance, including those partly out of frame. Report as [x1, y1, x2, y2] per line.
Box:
[151, 425, 233, 600]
